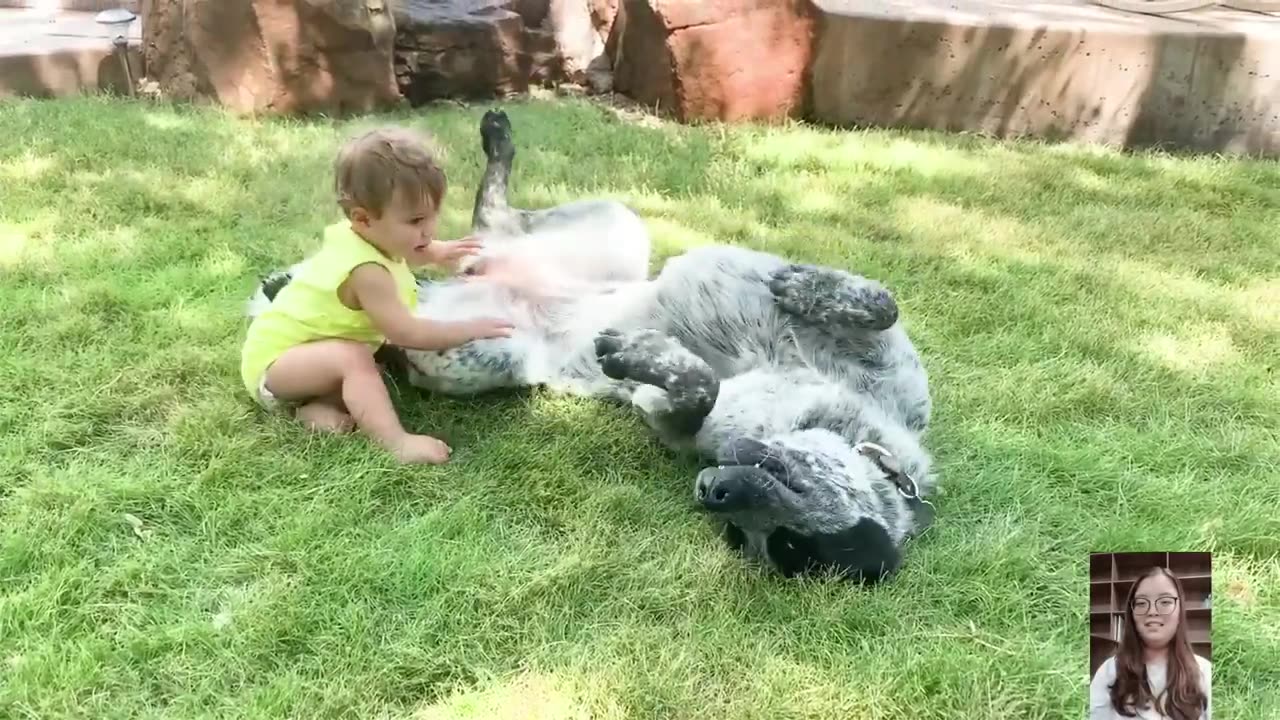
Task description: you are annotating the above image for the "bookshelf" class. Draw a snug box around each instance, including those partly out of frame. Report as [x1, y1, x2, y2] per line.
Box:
[1089, 552, 1212, 677]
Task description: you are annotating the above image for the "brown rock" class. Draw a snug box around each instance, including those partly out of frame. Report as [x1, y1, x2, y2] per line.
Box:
[141, 0, 401, 115]
[56, 0, 141, 10]
[589, 0, 619, 39]
[807, 0, 1280, 158]
[392, 0, 568, 104]
[609, 0, 816, 122]
[511, 0, 551, 27]
[542, 0, 619, 86]
[583, 0, 621, 92]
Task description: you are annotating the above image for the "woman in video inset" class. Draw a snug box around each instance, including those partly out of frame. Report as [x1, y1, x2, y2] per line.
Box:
[1089, 566, 1211, 720]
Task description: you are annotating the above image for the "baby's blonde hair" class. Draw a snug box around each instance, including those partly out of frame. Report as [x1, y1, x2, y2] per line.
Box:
[334, 126, 447, 218]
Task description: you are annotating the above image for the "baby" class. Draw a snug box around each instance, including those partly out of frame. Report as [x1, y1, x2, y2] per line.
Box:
[240, 125, 514, 464]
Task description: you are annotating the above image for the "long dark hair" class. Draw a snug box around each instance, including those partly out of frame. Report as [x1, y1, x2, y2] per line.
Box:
[1109, 566, 1207, 719]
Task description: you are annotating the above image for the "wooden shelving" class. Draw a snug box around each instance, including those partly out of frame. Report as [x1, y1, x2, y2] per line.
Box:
[1089, 552, 1212, 676]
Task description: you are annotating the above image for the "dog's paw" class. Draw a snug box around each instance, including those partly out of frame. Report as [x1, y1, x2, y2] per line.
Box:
[480, 109, 515, 162]
[769, 264, 897, 331]
[593, 328, 710, 391]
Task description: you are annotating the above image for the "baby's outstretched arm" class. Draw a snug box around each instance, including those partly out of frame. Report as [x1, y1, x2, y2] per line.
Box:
[461, 253, 613, 301]
[411, 236, 484, 271]
[346, 263, 514, 350]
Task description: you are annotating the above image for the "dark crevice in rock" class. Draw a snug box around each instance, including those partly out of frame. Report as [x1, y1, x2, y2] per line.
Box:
[391, 0, 617, 105]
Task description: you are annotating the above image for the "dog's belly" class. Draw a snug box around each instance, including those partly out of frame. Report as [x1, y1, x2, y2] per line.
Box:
[400, 276, 645, 393]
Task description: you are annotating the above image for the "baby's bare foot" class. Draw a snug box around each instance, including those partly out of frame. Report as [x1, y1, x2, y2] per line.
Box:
[391, 434, 452, 465]
[296, 401, 355, 434]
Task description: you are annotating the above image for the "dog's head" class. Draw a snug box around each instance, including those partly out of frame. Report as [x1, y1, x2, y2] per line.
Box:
[694, 432, 932, 583]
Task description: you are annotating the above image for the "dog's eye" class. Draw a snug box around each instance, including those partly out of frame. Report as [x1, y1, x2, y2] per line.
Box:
[760, 456, 788, 475]
[759, 457, 802, 492]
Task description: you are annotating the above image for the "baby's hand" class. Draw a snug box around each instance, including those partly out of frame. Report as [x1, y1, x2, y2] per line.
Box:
[463, 317, 515, 341]
[420, 236, 484, 270]
[462, 254, 540, 293]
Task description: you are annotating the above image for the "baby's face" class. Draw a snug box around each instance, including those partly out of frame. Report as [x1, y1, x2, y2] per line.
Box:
[358, 190, 438, 262]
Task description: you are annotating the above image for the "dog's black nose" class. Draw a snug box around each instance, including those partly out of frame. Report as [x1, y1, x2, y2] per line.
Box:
[695, 468, 758, 512]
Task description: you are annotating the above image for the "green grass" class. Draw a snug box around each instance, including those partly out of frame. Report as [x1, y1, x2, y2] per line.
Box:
[1, 93, 1278, 719]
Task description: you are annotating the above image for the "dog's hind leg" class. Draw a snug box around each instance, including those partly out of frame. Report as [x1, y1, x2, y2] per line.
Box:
[768, 263, 931, 433]
[471, 109, 534, 236]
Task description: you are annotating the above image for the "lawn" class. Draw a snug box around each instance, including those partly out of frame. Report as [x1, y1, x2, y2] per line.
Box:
[1, 93, 1277, 719]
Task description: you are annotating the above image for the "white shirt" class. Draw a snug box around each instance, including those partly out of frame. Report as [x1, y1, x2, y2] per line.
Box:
[1089, 654, 1211, 720]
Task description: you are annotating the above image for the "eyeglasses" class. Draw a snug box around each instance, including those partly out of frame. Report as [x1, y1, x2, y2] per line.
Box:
[1133, 596, 1179, 615]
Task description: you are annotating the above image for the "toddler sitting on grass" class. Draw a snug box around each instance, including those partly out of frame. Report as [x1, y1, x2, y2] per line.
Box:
[240, 125, 514, 465]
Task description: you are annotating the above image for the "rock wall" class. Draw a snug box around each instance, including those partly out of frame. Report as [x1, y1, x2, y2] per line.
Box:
[135, 0, 619, 111]
[137, 0, 619, 112]
[391, 0, 618, 105]
[608, 0, 816, 123]
[133, 0, 1279, 157]
[0, 0, 140, 8]
[808, 0, 1280, 158]
[141, 0, 401, 115]
[392, 1, 558, 104]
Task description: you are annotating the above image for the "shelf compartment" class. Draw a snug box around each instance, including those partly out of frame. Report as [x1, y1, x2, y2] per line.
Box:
[1186, 627, 1212, 644]
[1115, 552, 1168, 581]
[1090, 613, 1114, 640]
[1090, 581, 1113, 613]
[1179, 574, 1213, 610]
[1168, 551, 1212, 577]
[1114, 579, 1135, 608]
[1090, 553, 1114, 581]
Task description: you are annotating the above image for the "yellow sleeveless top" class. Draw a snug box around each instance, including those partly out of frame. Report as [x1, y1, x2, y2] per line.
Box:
[240, 222, 418, 397]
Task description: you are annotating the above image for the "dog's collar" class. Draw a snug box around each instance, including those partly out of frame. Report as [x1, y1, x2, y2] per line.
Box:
[854, 441, 919, 499]
[855, 441, 936, 534]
